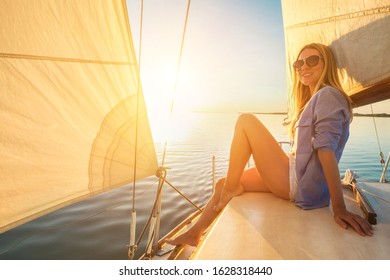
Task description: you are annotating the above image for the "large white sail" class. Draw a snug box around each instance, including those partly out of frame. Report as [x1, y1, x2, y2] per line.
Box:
[0, 0, 158, 233]
[281, 0, 390, 107]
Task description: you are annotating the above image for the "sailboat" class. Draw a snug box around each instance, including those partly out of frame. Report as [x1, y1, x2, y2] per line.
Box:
[1, 0, 389, 260]
[147, 0, 390, 260]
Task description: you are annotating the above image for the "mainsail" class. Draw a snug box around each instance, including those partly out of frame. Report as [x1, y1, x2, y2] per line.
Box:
[281, 0, 390, 107]
[0, 0, 158, 233]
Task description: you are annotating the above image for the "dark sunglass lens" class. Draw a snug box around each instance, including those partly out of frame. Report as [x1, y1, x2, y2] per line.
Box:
[293, 60, 304, 70]
[306, 55, 319, 67]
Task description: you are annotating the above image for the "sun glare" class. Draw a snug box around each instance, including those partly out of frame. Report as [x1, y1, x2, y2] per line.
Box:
[148, 110, 197, 145]
[142, 62, 199, 144]
[162, 67, 179, 87]
[142, 61, 195, 110]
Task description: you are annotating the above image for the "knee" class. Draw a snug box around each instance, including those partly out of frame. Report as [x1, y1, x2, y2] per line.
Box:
[237, 113, 255, 122]
[236, 113, 258, 130]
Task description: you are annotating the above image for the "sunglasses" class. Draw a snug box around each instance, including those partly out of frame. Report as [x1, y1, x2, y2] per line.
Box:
[293, 55, 323, 71]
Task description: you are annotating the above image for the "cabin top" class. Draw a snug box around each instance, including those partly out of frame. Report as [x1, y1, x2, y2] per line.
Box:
[191, 182, 390, 260]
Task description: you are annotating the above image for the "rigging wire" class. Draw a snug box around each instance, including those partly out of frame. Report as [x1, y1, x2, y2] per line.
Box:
[132, 0, 144, 213]
[127, 0, 201, 259]
[136, 0, 200, 259]
[127, 0, 145, 259]
[370, 104, 387, 182]
[369, 104, 388, 182]
[135, 169, 167, 249]
[370, 104, 385, 165]
[161, 0, 192, 168]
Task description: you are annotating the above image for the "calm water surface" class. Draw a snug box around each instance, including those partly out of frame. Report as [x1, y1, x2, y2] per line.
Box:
[1, 112, 389, 259]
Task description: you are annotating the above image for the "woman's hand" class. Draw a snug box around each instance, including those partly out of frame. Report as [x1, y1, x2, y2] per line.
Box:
[317, 150, 374, 237]
[333, 208, 374, 236]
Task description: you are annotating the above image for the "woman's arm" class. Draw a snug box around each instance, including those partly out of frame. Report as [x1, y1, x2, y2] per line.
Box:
[317, 149, 373, 236]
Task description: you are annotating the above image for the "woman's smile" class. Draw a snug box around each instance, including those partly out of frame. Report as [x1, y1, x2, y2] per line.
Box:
[297, 48, 324, 93]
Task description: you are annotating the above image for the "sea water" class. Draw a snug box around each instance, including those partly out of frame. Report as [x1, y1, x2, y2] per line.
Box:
[1, 112, 389, 259]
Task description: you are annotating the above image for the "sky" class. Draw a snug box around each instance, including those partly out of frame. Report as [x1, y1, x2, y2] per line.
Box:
[126, 0, 390, 114]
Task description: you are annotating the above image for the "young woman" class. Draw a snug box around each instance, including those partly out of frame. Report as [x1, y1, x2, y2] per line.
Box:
[167, 43, 373, 247]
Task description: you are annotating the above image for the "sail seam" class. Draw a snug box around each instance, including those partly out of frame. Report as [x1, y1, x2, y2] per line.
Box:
[285, 6, 390, 30]
[0, 52, 133, 65]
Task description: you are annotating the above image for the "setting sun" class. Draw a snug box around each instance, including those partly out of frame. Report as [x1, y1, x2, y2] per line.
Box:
[128, 0, 288, 116]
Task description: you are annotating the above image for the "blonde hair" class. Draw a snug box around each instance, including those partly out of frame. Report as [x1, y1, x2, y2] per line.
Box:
[288, 43, 353, 139]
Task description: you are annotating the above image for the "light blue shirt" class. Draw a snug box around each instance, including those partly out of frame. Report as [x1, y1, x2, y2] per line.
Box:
[294, 86, 351, 209]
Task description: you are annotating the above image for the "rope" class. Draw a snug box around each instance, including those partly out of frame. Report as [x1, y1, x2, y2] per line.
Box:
[361, 189, 390, 204]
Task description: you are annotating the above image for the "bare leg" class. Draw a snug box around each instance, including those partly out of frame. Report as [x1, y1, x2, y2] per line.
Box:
[166, 178, 227, 246]
[167, 114, 289, 246]
[214, 114, 289, 211]
[166, 169, 265, 246]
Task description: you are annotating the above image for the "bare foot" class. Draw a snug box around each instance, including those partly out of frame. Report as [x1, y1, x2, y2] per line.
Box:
[166, 231, 200, 247]
[214, 184, 244, 212]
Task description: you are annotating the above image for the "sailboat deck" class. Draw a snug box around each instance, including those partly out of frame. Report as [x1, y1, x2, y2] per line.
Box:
[191, 182, 390, 260]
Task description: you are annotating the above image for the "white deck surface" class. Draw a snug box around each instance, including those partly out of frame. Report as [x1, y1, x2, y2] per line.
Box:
[192, 183, 390, 260]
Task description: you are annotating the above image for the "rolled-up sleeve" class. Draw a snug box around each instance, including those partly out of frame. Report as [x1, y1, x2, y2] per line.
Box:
[311, 88, 349, 152]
